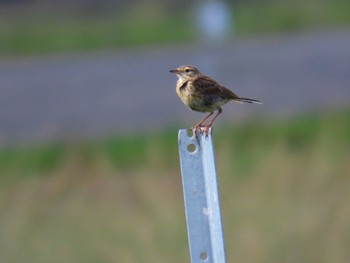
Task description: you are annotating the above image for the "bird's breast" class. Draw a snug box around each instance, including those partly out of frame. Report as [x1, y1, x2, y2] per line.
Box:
[176, 80, 191, 104]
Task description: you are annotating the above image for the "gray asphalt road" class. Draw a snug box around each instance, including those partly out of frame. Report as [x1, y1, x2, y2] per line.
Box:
[1, 28, 350, 144]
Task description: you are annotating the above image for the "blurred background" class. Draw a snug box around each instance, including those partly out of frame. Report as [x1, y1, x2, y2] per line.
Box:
[0, 0, 350, 262]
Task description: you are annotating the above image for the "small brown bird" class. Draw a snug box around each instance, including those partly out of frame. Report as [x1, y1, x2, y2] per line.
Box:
[170, 65, 261, 135]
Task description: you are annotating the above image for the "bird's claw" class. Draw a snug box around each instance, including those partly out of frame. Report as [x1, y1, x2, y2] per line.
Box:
[192, 125, 211, 137]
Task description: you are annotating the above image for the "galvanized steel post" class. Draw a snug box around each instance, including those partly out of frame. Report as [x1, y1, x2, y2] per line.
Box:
[178, 128, 227, 263]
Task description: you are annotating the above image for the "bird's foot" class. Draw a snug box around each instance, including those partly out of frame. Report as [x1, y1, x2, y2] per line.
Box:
[191, 125, 201, 136]
[201, 125, 211, 137]
[192, 125, 203, 137]
[203, 125, 211, 137]
[192, 125, 211, 137]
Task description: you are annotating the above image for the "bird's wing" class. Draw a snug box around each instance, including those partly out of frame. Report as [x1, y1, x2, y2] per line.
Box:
[192, 76, 240, 99]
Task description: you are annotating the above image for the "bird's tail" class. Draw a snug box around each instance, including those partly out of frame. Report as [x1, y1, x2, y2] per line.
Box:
[236, 97, 262, 104]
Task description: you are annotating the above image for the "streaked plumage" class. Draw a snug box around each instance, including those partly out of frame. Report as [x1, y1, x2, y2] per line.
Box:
[170, 65, 261, 134]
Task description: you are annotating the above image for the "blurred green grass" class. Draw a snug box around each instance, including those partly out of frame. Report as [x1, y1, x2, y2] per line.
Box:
[0, 110, 349, 262]
[0, 14, 191, 55]
[235, 0, 350, 33]
[1, 0, 350, 55]
[1, 109, 349, 175]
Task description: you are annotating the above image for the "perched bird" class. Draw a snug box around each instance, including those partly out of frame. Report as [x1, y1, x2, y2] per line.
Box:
[170, 65, 261, 135]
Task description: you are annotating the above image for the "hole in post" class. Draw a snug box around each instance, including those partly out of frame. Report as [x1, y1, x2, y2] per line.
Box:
[200, 252, 208, 261]
[187, 143, 196, 152]
[186, 128, 194, 137]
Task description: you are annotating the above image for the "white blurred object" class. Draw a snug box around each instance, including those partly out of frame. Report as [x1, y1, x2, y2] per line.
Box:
[196, 0, 233, 43]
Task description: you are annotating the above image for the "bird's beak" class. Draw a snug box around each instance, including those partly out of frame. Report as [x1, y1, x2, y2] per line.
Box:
[169, 69, 179, 73]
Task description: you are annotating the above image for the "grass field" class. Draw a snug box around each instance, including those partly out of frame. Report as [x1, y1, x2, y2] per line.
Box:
[1, 0, 350, 55]
[0, 110, 349, 262]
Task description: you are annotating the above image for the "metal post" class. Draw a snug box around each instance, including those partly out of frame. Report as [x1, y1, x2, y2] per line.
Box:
[178, 128, 227, 263]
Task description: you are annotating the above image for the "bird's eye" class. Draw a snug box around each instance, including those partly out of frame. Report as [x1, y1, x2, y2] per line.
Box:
[185, 68, 190, 73]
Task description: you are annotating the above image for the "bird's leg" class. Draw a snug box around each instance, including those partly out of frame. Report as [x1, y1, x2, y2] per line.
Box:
[208, 108, 222, 127]
[204, 108, 223, 136]
[192, 112, 214, 135]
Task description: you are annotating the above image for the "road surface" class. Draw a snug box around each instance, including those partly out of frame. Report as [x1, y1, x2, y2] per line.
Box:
[0, 28, 349, 144]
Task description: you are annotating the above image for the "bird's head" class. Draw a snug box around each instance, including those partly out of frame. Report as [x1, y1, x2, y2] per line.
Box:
[170, 65, 201, 80]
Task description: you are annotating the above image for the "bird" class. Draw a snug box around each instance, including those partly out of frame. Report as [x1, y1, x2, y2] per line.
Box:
[170, 65, 261, 135]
